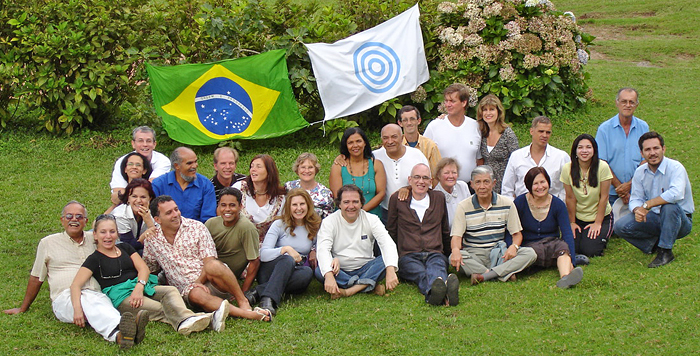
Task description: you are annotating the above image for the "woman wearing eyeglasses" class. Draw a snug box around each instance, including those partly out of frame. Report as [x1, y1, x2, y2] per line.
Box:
[70, 214, 226, 336]
[560, 134, 614, 259]
[108, 152, 153, 211]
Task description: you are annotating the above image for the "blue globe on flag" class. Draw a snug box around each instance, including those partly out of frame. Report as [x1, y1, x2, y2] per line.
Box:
[194, 77, 253, 135]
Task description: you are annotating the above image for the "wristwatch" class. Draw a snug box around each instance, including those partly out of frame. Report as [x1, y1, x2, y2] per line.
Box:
[138, 279, 147, 286]
[642, 202, 650, 210]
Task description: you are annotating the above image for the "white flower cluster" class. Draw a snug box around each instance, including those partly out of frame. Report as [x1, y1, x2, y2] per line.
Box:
[437, 2, 458, 14]
[439, 27, 465, 46]
[482, 2, 502, 17]
[504, 20, 522, 39]
[525, 0, 552, 8]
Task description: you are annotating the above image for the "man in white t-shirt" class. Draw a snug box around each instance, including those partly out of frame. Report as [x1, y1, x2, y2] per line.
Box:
[424, 83, 482, 184]
[501, 116, 570, 200]
[110, 126, 171, 204]
[373, 123, 428, 223]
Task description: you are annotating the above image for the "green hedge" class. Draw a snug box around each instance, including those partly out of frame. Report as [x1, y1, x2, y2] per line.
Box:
[0, 0, 592, 135]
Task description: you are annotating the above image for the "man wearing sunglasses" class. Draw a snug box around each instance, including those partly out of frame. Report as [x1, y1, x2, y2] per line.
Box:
[4, 201, 145, 348]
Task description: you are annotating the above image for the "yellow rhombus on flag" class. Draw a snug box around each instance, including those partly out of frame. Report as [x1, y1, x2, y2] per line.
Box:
[147, 49, 308, 145]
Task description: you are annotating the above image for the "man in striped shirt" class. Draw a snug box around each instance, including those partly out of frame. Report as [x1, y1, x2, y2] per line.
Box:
[449, 166, 536, 285]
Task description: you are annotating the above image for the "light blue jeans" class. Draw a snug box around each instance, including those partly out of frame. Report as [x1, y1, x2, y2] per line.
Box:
[614, 203, 692, 253]
[315, 256, 386, 293]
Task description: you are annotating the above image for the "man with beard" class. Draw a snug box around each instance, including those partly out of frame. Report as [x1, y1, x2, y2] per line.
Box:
[152, 147, 216, 223]
[614, 132, 694, 268]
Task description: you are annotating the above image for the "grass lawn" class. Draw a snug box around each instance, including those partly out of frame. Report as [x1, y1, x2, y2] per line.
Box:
[2, 0, 699, 354]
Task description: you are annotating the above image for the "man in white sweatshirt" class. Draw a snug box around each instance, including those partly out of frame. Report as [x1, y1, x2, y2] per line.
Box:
[315, 185, 399, 299]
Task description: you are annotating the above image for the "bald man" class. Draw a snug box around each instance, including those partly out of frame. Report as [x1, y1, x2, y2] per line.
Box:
[373, 124, 429, 223]
[151, 147, 217, 223]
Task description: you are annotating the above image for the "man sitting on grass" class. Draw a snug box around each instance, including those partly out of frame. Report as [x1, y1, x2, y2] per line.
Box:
[387, 163, 458, 306]
[143, 195, 271, 323]
[315, 185, 399, 299]
[205, 187, 260, 292]
[3, 201, 146, 349]
[450, 166, 537, 285]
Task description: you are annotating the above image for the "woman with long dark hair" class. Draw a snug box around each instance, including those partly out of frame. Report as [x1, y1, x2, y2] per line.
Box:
[111, 178, 156, 255]
[329, 127, 386, 217]
[233, 154, 286, 242]
[560, 134, 614, 258]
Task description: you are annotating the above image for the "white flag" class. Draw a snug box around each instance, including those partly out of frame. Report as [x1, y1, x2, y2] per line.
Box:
[305, 4, 429, 121]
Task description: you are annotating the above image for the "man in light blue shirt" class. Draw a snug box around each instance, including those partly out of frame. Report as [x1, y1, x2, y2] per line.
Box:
[596, 88, 649, 205]
[152, 147, 217, 223]
[614, 132, 693, 268]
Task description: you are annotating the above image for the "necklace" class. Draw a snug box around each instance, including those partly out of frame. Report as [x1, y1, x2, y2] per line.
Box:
[579, 166, 590, 195]
[348, 159, 371, 195]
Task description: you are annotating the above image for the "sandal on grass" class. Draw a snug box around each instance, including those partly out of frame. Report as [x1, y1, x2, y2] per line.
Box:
[253, 307, 272, 322]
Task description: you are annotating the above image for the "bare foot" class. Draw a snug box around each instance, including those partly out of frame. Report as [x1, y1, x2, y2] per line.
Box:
[373, 284, 386, 296]
[330, 289, 346, 300]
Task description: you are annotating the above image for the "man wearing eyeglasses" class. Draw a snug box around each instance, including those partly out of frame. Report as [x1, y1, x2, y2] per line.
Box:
[398, 105, 442, 176]
[450, 166, 536, 285]
[373, 123, 429, 224]
[110, 126, 171, 205]
[386, 163, 457, 306]
[4, 201, 143, 348]
[595, 88, 649, 205]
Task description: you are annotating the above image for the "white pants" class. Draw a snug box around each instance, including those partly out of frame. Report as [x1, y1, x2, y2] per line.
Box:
[52, 289, 122, 342]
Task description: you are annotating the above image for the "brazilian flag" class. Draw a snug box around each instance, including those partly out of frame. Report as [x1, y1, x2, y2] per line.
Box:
[146, 50, 308, 145]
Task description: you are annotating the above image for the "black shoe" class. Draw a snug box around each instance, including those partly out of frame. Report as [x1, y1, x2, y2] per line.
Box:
[244, 289, 260, 306]
[446, 274, 460, 307]
[648, 249, 674, 268]
[259, 297, 276, 316]
[427, 278, 446, 306]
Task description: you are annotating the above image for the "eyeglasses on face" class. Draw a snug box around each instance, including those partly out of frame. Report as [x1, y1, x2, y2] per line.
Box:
[411, 175, 431, 181]
[63, 214, 86, 220]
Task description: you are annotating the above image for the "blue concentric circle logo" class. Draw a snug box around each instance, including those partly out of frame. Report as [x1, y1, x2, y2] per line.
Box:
[195, 77, 253, 135]
[353, 42, 401, 93]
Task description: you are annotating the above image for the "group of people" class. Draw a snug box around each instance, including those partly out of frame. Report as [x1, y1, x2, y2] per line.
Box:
[4, 85, 693, 349]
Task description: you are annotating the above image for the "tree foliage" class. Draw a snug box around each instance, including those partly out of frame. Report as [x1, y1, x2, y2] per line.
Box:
[0, 0, 593, 135]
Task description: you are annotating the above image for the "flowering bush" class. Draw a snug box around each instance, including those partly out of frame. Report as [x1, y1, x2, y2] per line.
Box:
[418, 0, 594, 121]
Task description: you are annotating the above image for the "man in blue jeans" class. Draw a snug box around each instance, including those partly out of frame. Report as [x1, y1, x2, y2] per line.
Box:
[315, 185, 399, 299]
[386, 163, 458, 306]
[614, 132, 694, 268]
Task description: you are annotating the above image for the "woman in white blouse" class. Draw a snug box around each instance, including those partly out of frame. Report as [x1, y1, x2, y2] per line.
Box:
[233, 154, 286, 242]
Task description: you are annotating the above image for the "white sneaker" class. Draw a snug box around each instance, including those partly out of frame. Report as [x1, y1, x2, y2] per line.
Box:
[178, 313, 212, 335]
[210, 300, 230, 332]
